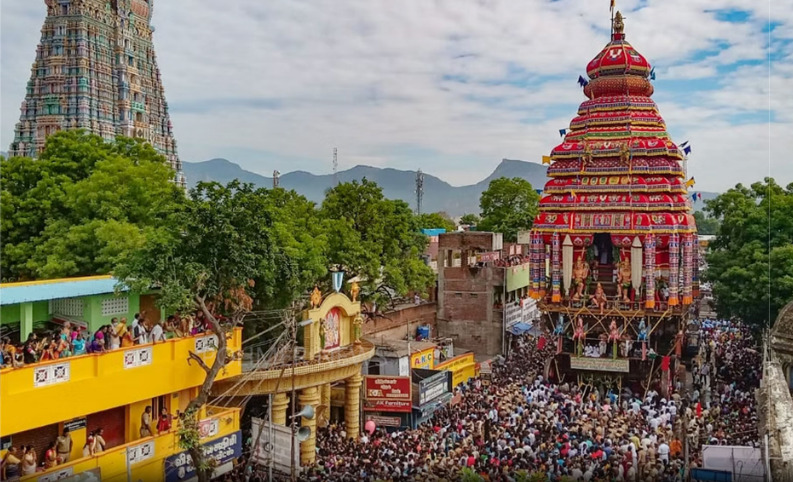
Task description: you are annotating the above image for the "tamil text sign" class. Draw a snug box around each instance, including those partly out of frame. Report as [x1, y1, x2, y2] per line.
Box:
[364, 414, 402, 428]
[165, 431, 242, 482]
[364, 373, 412, 412]
[569, 357, 630, 373]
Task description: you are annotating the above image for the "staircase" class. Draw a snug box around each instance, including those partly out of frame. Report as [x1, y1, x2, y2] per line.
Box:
[591, 263, 615, 283]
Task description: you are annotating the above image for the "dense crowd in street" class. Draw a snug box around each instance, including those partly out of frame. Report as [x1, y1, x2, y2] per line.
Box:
[277, 318, 759, 482]
[0, 311, 216, 369]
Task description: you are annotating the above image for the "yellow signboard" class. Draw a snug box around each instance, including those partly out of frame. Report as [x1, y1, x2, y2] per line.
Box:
[410, 348, 435, 369]
[435, 353, 476, 387]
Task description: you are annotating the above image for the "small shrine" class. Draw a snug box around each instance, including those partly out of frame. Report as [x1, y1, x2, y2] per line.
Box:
[528, 9, 697, 392]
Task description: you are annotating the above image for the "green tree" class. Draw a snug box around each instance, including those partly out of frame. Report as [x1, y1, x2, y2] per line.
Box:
[477, 177, 540, 242]
[1, 130, 182, 280]
[459, 213, 480, 226]
[704, 179, 793, 329]
[693, 210, 720, 235]
[321, 179, 434, 307]
[115, 181, 285, 482]
[459, 467, 485, 482]
[416, 211, 456, 232]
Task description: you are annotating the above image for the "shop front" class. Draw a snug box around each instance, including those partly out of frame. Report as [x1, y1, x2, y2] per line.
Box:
[411, 369, 452, 428]
[164, 430, 242, 482]
[434, 352, 477, 389]
[362, 376, 412, 430]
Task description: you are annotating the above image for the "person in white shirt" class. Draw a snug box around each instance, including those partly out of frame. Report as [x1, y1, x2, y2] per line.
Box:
[150, 321, 166, 343]
[657, 440, 670, 465]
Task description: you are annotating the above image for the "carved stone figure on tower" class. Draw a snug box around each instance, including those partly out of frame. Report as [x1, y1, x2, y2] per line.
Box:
[572, 254, 590, 301]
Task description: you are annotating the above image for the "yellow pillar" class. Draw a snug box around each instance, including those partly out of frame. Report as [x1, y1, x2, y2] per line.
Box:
[345, 373, 363, 441]
[272, 392, 289, 426]
[319, 383, 331, 428]
[298, 386, 320, 466]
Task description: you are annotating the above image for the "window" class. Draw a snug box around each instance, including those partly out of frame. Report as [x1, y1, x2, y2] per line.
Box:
[50, 298, 84, 318]
[101, 296, 129, 316]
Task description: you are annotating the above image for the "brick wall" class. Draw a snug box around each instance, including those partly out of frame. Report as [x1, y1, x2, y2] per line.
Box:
[362, 302, 437, 340]
[437, 319, 502, 360]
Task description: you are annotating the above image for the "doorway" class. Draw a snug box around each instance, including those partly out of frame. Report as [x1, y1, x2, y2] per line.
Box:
[593, 233, 614, 265]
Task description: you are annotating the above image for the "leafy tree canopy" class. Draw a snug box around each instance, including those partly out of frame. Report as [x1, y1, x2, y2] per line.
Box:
[693, 210, 720, 235]
[1, 130, 183, 280]
[477, 177, 540, 242]
[704, 178, 793, 329]
[416, 212, 456, 232]
[459, 213, 480, 226]
[321, 179, 434, 305]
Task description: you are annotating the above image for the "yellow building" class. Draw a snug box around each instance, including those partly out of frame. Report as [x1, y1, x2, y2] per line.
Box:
[212, 290, 374, 467]
[0, 277, 243, 481]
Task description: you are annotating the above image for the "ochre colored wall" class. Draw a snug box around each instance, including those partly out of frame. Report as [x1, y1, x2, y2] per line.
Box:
[19, 408, 240, 482]
[0, 328, 243, 436]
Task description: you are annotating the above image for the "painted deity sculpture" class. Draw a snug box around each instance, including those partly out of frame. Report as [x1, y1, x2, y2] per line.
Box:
[554, 314, 565, 354]
[350, 281, 360, 302]
[310, 286, 323, 308]
[352, 314, 363, 345]
[572, 254, 590, 301]
[617, 257, 632, 303]
[637, 319, 648, 342]
[589, 282, 608, 314]
[573, 316, 586, 356]
[319, 318, 327, 352]
[608, 319, 621, 359]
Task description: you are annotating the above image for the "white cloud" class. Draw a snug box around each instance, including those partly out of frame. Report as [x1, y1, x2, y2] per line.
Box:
[1, 0, 791, 189]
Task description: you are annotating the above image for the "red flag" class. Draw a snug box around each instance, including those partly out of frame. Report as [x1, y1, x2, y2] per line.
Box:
[696, 402, 702, 418]
[538, 335, 547, 351]
[661, 356, 670, 371]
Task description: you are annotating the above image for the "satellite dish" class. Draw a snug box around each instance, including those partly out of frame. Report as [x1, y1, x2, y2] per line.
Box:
[292, 405, 315, 420]
[296, 427, 311, 442]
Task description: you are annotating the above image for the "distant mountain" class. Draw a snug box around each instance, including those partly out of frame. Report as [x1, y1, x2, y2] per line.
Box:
[183, 158, 548, 216]
[182, 158, 717, 216]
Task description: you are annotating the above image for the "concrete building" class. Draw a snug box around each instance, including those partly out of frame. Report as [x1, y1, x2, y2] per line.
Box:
[436, 231, 536, 359]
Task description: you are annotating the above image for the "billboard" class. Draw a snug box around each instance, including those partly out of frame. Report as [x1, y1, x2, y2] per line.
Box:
[410, 348, 435, 369]
[250, 419, 300, 476]
[364, 376, 412, 413]
[416, 371, 451, 406]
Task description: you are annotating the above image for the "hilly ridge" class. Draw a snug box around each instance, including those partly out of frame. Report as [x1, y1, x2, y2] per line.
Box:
[182, 158, 717, 216]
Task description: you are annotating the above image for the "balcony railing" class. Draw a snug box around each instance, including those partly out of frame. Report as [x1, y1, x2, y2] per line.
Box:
[20, 407, 240, 482]
[1, 328, 242, 436]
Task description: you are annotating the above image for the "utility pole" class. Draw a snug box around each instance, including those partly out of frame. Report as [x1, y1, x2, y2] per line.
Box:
[273, 170, 280, 189]
[415, 169, 424, 215]
[289, 313, 297, 482]
[332, 148, 338, 186]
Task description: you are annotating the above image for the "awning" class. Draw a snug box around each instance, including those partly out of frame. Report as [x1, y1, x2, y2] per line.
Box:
[508, 322, 533, 335]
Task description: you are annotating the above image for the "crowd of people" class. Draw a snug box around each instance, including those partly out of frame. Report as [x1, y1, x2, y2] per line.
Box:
[277, 319, 758, 482]
[0, 311, 215, 369]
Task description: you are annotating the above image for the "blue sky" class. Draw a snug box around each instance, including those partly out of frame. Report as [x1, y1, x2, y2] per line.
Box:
[2, 0, 791, 191]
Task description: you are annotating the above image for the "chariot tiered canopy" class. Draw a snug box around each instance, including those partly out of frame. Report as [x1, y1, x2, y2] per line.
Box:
[530, 8, 699, 388]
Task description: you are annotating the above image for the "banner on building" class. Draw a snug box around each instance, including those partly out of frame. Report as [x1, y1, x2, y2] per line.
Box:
[569, 357, 629, 373]
[517, 230, 531, 245]
[198, 418, 220, 439]
[364, 414, 402, 428]
[127, 440, 155, 465]
[124, 347, 152, 369]
[476, 251, 501, 263]
[34, 362, 70, 388]
[165, 431, 242, 482]
[250, 420, 299, 475]
[364, 376, 412, 412]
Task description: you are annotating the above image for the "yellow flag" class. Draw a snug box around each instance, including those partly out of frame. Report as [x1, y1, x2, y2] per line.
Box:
[542, 156, 552, 165]
[685, 177, 696, 188]
[570, 190, 577, 198]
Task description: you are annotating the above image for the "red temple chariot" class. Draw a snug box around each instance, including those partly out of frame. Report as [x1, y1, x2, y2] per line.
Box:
[527, 10, 698, 392]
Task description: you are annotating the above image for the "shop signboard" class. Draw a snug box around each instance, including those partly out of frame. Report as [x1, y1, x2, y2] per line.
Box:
[364, 414, 402, 428]
[517, 230, 531, 245]
[435, 353, 476, 388]
[165, 431, 242, 482]
[64, 418, 87, 432]
[410, 348, 434, 369]
[477, 251, 501, 263]
[416, 371, 450, 406]
[364, 376, 412, 412]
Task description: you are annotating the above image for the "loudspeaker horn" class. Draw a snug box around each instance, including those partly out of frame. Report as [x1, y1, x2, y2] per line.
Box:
[295, 427, 311, 442]
[292, 405, 315, 420]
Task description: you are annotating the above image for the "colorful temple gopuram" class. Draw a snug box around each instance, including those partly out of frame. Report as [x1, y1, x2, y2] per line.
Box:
[529, 11, 698, 392]
[8, 0, 184, 184]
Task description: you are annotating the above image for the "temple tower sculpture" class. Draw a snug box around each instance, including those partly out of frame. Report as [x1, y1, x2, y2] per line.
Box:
[8, 0, 183, 184]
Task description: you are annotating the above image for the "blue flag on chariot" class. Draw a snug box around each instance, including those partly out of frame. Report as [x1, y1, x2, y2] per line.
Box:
[559, 128, 567, 137]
